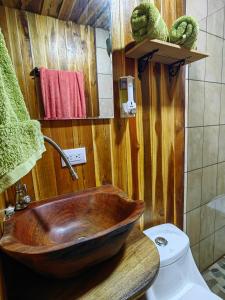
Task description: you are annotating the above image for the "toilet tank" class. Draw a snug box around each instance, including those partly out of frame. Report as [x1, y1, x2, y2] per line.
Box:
[144, 224, 209, 300]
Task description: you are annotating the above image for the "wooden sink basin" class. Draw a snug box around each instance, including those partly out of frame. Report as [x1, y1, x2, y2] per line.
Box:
[0, 185, 144, 278]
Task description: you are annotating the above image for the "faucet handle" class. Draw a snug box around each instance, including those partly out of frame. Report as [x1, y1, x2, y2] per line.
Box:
[14, 181, 31, 211]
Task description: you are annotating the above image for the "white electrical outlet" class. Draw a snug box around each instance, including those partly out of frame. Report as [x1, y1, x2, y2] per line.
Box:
[61, 147, 87, 167]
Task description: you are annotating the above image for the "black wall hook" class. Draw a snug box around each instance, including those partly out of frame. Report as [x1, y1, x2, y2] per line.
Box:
[30, 67, 40, 78]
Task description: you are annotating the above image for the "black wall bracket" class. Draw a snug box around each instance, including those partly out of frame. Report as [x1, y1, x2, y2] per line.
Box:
[168, 59, 185, 80]
[138, 49, 159, 80]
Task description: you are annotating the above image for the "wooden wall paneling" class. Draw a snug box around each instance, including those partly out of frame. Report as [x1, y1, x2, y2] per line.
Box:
[0, 7, 11, 59]
[6, 8, 27, 106]
[92, 120, 113, 186]
[71, 122, 86, 191]
[111, 0, 121, 51]
[140, 64, 153, 227]
[111, 0, 134, 198]
[176, 0, 185, 18]
[45, 16, 59, 69]
[48, 122, 77, 195]
[33, 125, 58, 200]
[125, 58, 141, 201]
[84, 24, 99, 117]
[121, 0, 142, 202]
[75, 120, 96, 189]
[17, 11, 38, 119]
[27, 11, 98, 119]
[134, 62, 144, 203]
[163, 0, 185, 226]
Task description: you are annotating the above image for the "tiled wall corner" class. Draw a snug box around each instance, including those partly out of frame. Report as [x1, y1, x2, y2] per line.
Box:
[95, 28, 114, 118]
[185, 0, 225, 271]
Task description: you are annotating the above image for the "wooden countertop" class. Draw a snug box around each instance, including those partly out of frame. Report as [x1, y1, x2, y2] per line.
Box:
[2, 228, 159, 300]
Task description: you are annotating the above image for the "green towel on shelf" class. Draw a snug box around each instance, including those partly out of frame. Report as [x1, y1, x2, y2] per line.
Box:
[169, 16, 199, 49]
[130, 2, 168, 43]
[0, 30, 45, 193]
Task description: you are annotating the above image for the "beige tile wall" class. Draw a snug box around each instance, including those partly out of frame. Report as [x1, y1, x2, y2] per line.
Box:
[95, 28, 114, 118]
[185, 0, 225, 272]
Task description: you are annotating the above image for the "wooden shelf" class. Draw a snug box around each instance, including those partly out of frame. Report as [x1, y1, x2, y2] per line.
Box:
[126, 39, 209, 65]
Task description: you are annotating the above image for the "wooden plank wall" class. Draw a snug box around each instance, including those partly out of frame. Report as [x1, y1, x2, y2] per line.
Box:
[0, 0, 185, 298]
[0, 6, 99, 119]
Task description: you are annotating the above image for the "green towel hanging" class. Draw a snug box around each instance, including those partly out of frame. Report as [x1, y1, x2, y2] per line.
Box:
[0, 29, 45, 193]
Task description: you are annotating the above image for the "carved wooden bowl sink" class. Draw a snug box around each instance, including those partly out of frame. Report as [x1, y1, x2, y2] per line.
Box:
[0, 185, 144, 278]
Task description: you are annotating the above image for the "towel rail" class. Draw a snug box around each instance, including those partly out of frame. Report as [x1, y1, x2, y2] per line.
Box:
[30, 67, 40, 77]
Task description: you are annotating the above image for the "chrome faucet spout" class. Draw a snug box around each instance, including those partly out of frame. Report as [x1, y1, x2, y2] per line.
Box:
[43, 135, 78, 180]
[8, 136, 78, 214]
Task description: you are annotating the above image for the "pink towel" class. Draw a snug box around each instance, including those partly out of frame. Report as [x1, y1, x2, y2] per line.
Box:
[39, 67, 86, 119]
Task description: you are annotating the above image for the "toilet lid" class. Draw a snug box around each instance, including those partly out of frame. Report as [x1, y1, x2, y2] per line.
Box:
[144, 223, 189, 267]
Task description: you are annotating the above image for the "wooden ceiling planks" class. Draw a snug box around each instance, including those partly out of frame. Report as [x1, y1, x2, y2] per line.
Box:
[1, 0, 111, 29]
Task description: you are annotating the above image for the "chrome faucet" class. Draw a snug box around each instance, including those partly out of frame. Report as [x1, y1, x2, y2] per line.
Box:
[14, 181, 31, 211]
[44, 135, 78, 180]
[8, 135, 79, 214]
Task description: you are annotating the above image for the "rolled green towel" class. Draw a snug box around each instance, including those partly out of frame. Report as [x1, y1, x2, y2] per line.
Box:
[0, 30, 46, 193]
[169, 16, 199, 49]
[130, 3, 168, 43]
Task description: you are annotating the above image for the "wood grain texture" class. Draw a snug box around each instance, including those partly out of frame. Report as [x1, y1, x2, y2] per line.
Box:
[0, 0, 184, 298]
[0, 185, 144, 278]
[2, 228, 159, 300]
[0, 6, 99, 119]
[1, 0, 111, 29]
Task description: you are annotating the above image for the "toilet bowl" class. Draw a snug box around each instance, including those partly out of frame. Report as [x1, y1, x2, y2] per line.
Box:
[144, 223, 221, 300]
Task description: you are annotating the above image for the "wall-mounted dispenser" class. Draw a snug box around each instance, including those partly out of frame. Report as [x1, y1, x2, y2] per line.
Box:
[119, 76, 136, 117]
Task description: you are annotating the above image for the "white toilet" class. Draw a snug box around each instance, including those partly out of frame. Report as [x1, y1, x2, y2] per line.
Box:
[144, 223, 221, 300]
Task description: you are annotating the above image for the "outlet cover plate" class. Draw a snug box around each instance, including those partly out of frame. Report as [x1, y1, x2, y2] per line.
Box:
[61, 147, 87, 167]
